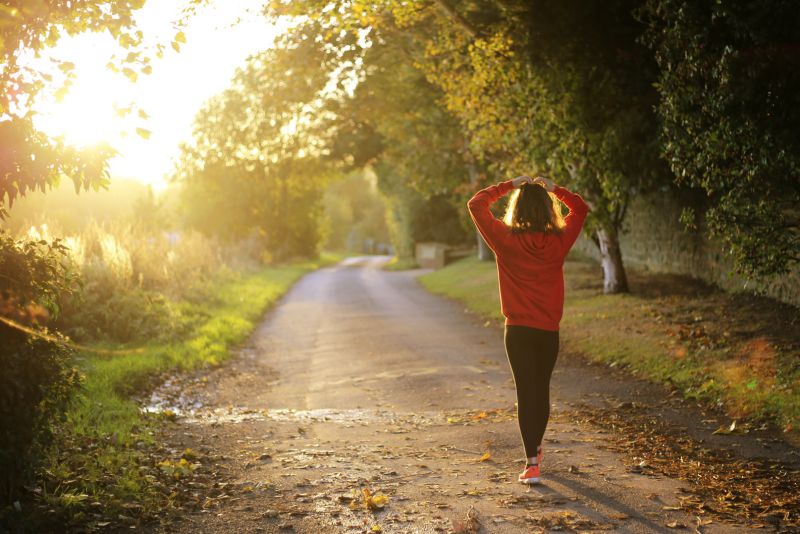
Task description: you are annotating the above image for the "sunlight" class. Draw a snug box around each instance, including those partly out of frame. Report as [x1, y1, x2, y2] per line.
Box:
[35, 62, 124, 148]
[30, 0, 289, 192]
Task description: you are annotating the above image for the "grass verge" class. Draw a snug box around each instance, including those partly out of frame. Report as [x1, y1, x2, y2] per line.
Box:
[418, 256, 800, 442]
[382, 256, 419, 271]
[28, 253, 342, 530]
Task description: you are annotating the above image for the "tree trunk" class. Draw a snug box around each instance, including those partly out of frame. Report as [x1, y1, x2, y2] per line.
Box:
[477, 232, 494, 261]
[595, 224, 628, 294]
[463, 138, 494, 261]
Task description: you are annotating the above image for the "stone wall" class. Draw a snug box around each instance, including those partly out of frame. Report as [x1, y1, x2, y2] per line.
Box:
[571, 188, 800, 307]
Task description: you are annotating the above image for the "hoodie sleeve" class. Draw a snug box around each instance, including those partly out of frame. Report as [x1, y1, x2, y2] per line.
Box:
[467, 180, 515, 254]
[554, 185, 590, 254]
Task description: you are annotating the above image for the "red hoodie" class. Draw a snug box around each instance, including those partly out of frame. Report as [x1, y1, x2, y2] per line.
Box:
[467, 180, 589, 331]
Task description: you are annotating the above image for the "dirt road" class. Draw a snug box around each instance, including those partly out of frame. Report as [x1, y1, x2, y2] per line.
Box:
[147, 256, 778, 533]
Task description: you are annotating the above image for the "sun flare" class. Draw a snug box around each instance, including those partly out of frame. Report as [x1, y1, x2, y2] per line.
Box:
[35, 64, 130, 148]
[29, 0, 286, 191]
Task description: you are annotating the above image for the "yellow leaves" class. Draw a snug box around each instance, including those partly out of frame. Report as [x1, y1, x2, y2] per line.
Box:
[53, 81, 72, 102]
[180, 448, 201, 462]
[136, 128, 152, 140]
[349, 487, 389, 511]
[122, 67, 138, 83]
[478, 451, 491, 462]
[46, 25, 60, 47]
[446, 407, 515, 425]
[157, 457, 196, 479]
[0, 5, 20, 21]
[171, 31, 186, 53]
[58, 61, 75, 73]
[712, 420, 750, 435]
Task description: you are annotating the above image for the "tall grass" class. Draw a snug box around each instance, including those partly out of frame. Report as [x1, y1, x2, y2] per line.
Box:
[21, 219, 264, 343]
[2, 213, 342, 529]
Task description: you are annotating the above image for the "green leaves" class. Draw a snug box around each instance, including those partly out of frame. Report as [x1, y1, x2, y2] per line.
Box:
[173, 40, 335, 260]
[0, 0, 157, 219]
[642, 0, 800, 278]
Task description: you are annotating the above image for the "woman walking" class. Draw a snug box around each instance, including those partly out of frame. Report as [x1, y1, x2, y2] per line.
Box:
[467, 174, 589, 484]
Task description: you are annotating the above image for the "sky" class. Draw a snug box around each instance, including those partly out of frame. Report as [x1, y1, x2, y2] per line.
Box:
[32, 0, 288, 193]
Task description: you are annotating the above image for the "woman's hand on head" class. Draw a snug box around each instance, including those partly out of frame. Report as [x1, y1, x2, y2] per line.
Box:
[533, 176, 556, 192]
[512, 175, 534, 188]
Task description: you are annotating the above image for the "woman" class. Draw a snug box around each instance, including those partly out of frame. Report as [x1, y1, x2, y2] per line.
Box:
[467, 174, 589, 484]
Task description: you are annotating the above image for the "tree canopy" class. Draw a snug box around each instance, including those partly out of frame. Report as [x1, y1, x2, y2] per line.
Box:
[641, 0, 800, 277]
[0, 0, 194, 219]
[267, 0, 799, 288]
[173, 34, 337, 260]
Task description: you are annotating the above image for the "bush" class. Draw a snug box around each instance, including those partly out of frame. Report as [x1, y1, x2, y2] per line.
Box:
[0, 326, 80, 504]
[0, 231, 80, 504]
[27, 220, 228, 344]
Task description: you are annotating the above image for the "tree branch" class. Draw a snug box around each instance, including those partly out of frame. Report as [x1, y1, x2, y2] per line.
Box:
[431, 0, 480, 39]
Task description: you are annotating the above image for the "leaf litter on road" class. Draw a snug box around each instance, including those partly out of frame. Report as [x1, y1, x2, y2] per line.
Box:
[569, 405, 800, 530]
[349, 487, 390, 512]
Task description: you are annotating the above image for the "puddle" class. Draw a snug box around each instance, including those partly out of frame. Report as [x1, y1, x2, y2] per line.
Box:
[146, 405, 449, 426]
[141, 374, 208, 417]
[142, 371, 514, 427]
[141, 376, 450, 425]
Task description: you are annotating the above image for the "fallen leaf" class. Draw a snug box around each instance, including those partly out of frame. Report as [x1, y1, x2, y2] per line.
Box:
[349, 488, 389, 511]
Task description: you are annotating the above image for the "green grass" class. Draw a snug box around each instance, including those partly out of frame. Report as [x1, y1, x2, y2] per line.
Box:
[419, 256, 800, 440]
[383, 256, 419, 271]
[40, 253, 343, 525]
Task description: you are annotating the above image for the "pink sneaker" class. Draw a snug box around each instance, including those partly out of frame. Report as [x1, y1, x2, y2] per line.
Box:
[518, 463, 540, 484]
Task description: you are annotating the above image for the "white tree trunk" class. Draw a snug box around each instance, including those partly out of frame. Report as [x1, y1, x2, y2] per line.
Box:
[595, 225, 629, 294]
[477, 232, 494, 261]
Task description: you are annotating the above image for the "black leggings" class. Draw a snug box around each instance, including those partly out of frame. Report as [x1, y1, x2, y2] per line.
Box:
[503, 325, 560, 458]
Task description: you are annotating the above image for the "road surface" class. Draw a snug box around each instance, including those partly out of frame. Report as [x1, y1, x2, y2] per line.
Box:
[147, 256, 763, 533]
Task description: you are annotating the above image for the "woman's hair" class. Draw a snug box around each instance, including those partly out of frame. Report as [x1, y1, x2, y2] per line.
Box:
[502, 183, 565, 234]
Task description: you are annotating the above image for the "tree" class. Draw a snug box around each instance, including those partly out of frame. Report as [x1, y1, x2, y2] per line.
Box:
[0, 231, 80, 503]
[267, 4, 487, 261]
[322, 170, 390, 252]
[640, 0, 800, 278]
[393, 0, 669, 293]
[268, 1, 669, 293]
[172, 36, 337, 261]
[329, 28, 474, 258]
[0, 0, 187, 218]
